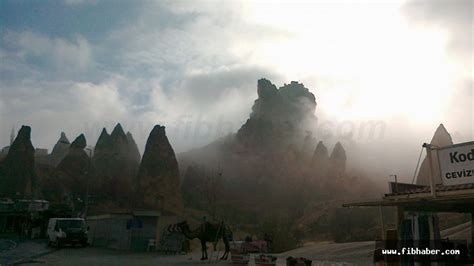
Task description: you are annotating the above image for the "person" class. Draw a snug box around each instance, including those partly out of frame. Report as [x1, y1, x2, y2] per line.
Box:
[264, 233, 273, 253]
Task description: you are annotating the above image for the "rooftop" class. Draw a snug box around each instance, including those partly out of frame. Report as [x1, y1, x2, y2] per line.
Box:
[343, 182, 474, 213]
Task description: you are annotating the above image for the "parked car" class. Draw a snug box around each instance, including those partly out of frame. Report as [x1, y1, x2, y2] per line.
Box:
[47, 218, 88, 247]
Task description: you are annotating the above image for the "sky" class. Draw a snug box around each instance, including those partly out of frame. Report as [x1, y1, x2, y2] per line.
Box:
[0, 0, 472, 178]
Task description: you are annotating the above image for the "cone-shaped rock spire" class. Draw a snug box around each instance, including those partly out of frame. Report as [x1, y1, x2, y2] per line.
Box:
[0, 125, 36, 197]
[136, 125, 183, 213]
[416, 124, 454, 185]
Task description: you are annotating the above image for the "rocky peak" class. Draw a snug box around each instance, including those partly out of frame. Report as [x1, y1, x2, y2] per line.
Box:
[256, 78, 279, 101]
[330, 142, 346, 162]
[59, 132, 69, 144]
[237, 79, 317, 151]
[251, 79, 316, 121]
[110, 123, 127, 143]
[313, 141, 329, 162]
[310, 141, 329, 177]
[329, 142, 346, 178]
[0, 125, 36, 197]
[70, 134, 87, 150]
[416, 123, 454, 186]
[56, 134, 90, 208]
[430, 123, 453, 147]
[137, 125, 183, 213]
[49, 132, 71, 167]
[92, 124, 140, 210]
[95, 128, 111, 152]
[14, 125, 32, 145]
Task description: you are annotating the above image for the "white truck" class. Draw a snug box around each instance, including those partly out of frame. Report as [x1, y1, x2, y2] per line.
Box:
[47, 218, 88, 247]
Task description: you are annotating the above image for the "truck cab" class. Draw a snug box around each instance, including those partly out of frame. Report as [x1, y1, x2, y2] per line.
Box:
[47, 218, 88, 247]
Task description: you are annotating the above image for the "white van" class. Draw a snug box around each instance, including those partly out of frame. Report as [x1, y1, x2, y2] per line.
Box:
[47, 218, 88, 247]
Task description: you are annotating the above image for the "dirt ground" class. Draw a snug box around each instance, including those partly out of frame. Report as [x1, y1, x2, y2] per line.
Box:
[21, 242, 371, 266]
[17, 222, 471, 266]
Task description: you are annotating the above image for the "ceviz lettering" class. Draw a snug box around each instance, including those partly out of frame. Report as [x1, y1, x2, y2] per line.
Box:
[449, 149, 474, 163]
[445, 169, 473, 179]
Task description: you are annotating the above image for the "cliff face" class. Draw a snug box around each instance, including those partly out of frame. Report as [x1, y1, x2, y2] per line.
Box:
[416, 124, 454, 186]
[136, 125, 183, 213]
[0, 125, 36, 197]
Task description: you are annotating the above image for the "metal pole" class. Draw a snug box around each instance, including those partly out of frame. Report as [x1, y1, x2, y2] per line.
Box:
[423, 143, 437, 198]
[471, 212, 474, 247]
[84, 148, 92, 218]
[471, 212, 474, 249]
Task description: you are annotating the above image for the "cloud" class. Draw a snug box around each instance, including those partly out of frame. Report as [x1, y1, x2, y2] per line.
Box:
[0, 0, 472, 175]
[0, 78, 130, 148]
[3, 31, 93, 72]
[402, 0, 472, 74]
[64, 0, 95, 5]
[174, 66, 279, 111]
[402, 0, 473, 140]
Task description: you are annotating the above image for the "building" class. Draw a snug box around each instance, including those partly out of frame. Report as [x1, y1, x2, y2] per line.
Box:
[344, 141, 474, 264]
[87, 210, 182, 251]
[0, 199, 49, 238]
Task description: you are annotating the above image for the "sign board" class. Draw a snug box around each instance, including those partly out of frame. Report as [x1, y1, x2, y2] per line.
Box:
[437, 141, 474, 186]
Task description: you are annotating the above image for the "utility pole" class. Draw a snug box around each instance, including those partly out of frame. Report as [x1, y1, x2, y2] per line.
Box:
[422, 143, 437, 198]
[84, 148, 93, 218]
[390, 174, 398, 193]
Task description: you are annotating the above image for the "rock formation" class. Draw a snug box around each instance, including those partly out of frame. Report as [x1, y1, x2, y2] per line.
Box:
[56, 134, 90, 211]
[236, 79, 317, 151]
[329, 142, 346, 178]
[0, 125, 36, 197]
[181, 165, 206, 208]
[311, 141, 329, 176]
[95, 128, 112, 152]
[299, 132, 317, 163]
[92, 124, 141, 207]
[136, 125, 183, 213]
[57, 135, 90, 181]
[49, 132, 70, 167]
[126, 131, 141, 163]
[416, 124, 454, 186]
